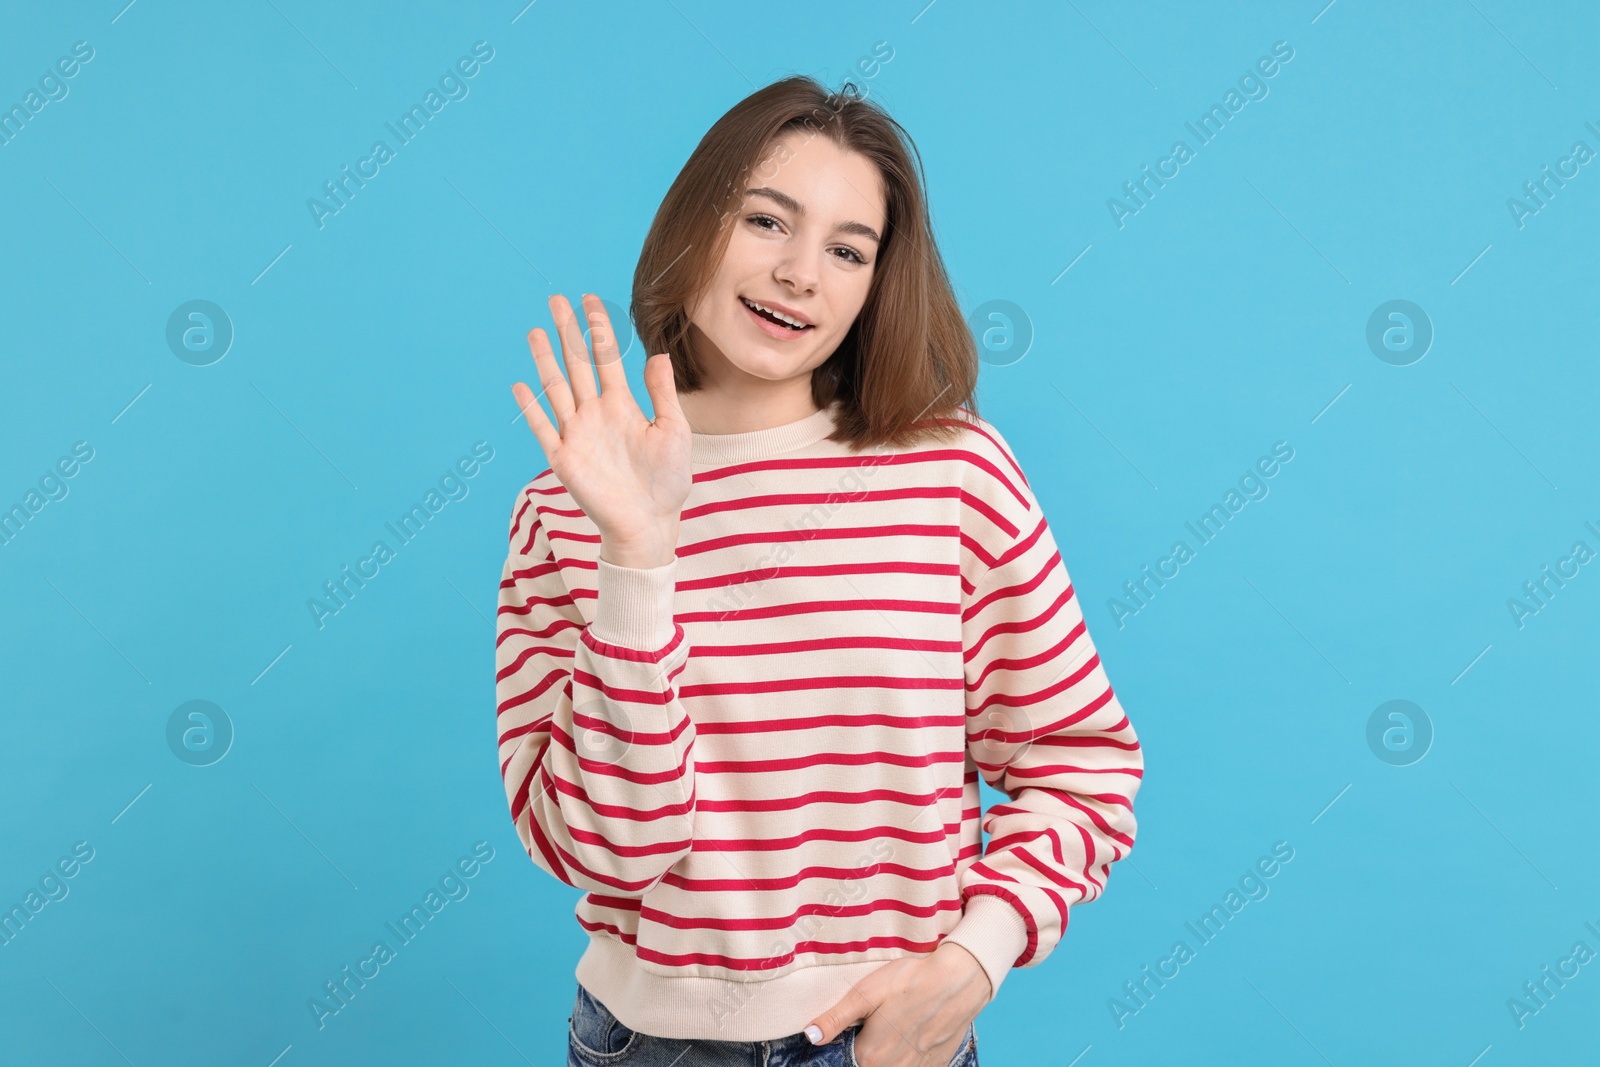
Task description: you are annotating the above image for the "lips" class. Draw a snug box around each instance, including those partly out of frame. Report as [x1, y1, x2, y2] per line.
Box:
[739, 296, 813, 331]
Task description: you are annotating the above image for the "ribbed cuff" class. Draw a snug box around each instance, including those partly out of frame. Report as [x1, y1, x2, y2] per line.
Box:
[941, 895, 1031, 1005]
[591, 555, 678, 649]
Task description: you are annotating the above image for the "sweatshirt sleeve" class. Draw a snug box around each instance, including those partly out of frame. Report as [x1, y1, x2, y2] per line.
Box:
[494, 480, 697, 897]
[939, 428, 1144, 1004]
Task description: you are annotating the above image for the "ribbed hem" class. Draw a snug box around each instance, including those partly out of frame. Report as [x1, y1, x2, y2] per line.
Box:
[690, 400, 840, 466]
[575, 934, 892, 1042]
[940, 895, 1030, 1005]
[591, 556, 678, 649]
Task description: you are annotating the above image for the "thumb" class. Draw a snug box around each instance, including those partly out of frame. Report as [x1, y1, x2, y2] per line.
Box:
[642, 353, 688, 433]
[803, 979, 877, 1046]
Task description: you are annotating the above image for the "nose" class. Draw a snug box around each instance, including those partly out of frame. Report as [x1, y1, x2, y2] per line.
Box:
[773, 244, 820, 296]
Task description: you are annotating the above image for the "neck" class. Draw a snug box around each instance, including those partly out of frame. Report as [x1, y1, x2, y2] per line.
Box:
[679, 381, 821, 435]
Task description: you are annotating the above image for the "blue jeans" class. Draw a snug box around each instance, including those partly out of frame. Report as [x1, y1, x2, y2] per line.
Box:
[568, 982, 979, 1067]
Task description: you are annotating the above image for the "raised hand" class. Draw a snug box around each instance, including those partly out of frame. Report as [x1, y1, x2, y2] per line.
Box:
[511, 293, 692, 569]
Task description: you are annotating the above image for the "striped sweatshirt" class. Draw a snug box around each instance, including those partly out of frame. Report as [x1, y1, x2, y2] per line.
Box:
[494, 399, 1143, 1042]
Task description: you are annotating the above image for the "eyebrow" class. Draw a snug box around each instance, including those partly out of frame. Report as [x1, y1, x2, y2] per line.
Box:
[745, 186, 882, 245]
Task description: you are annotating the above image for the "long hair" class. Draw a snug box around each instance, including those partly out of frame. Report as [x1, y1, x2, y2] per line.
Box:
[631, 75, 979, 452]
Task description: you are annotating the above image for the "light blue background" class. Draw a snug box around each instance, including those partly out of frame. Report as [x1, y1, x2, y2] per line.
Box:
[2, 1, 1596, 1064]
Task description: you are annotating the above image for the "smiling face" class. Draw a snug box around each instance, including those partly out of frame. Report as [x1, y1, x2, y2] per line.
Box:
[683, 130, 888, 409]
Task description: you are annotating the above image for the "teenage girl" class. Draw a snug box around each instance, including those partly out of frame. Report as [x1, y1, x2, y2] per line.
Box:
[500, 75, 1143, 1067]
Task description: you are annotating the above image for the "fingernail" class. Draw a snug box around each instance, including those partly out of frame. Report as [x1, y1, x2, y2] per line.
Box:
[804, 1025, 823, 1044]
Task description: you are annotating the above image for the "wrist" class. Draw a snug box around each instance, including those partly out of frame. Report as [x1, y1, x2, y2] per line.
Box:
[600, 545, 675, 569]
[937, 941, 989, 989]
[599, 526, 678, 569]
[941, 895, 1029, 1006]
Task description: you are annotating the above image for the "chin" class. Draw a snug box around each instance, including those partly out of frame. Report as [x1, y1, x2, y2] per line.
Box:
[728, 351, 813, 381]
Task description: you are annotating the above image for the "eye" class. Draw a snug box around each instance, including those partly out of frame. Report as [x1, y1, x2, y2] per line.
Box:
[745, 213, 868, 265]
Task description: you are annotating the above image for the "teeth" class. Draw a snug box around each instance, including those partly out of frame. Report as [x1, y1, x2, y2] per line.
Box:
[743, 298, 808, 328]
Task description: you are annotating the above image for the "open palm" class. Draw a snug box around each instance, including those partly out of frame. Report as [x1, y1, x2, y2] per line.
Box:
[511, 293, 692, 559]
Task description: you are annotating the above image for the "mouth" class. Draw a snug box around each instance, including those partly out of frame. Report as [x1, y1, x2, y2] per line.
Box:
[739, 296, 814, 334]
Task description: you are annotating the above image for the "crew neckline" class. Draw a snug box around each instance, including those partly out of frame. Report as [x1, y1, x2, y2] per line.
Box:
[690, 400, 840, 466]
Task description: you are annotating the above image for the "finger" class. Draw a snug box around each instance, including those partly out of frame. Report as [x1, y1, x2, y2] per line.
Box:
[804, 973, 879, 1044]
[548, 293, 598, 404]
[526, 327, 575, 429]
[511, 382, 561, 463]
[580, 293, 629, 398]
[641, 352, 687, 432]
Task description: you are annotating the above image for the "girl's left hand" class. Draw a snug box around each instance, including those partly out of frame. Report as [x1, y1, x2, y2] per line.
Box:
[804, 941, 990, 1067]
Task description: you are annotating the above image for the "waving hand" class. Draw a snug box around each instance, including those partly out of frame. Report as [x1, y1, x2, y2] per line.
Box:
[511, 293, 691, 569]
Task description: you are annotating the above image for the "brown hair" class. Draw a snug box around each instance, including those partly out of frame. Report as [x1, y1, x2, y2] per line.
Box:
[630, 75, 979, 452]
